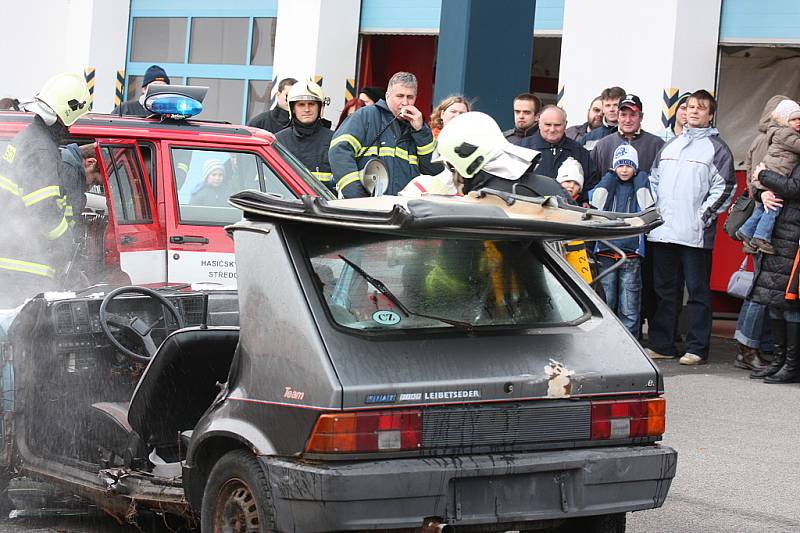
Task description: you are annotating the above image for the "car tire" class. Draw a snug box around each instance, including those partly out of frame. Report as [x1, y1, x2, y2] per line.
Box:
[200, 449, 275, 533]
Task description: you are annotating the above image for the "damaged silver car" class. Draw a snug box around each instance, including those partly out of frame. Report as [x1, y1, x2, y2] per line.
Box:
[0, 188, 676, 532]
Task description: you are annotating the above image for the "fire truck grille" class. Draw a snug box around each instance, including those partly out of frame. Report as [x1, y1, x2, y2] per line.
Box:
[422, 401, 591, 448]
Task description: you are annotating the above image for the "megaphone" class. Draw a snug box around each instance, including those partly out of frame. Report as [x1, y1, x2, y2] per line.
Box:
[360, 158, 389, 197]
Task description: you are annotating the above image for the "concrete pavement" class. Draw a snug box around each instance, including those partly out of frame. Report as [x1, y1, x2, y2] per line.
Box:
[629, 327, 800, 532]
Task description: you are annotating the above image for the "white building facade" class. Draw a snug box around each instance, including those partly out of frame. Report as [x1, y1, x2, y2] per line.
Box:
[2, 0, 799, 161]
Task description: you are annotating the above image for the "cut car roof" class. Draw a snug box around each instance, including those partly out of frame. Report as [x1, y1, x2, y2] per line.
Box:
[229, 189, 663, 241]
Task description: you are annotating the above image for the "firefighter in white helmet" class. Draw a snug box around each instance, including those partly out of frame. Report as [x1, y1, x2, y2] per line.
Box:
[435, 111, 569, 199]
[274, 79, 335, 193]
[0, 72, 90, 306]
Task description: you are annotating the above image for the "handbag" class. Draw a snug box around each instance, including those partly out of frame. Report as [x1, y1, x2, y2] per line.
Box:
[727, 257, 754, 299]
[723, 192, 755, 240]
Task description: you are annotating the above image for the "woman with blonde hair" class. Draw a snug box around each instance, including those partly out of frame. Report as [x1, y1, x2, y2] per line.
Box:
[400, 96, 472, 197]
[430, 95, 470, 138]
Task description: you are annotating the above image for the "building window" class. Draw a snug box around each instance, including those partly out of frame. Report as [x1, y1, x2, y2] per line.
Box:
[189, 18, 249, 65]
[246, 80, 273, 122]
[187, 77, 244, 124]
[130, 17, 187, 63]
[251, 17, 277, 66]
[126, 4, 277, 125]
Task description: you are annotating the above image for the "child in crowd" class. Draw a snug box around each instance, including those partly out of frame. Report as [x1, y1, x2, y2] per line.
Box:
[555, 157, 584, 204]
[589, 144, 655, 336]
[190, 159, 232, 207]
[737, 99, 800, 254]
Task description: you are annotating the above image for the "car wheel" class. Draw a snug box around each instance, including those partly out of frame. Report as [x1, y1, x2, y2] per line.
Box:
[201, 450, 275, 533]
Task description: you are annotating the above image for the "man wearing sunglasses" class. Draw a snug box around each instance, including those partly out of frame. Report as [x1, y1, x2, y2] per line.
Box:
[0, 73, 91, 307]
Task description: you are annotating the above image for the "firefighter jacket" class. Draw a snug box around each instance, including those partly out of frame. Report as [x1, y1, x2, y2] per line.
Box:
[0, 116, 72, 281]
[59, 143, 87, 226]
[329, 100, 437, 197]
[274, 118, 335, 193]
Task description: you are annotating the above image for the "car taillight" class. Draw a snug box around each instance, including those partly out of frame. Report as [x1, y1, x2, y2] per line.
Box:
[305, 409, 422, 453]
[591, 397, 665, 440]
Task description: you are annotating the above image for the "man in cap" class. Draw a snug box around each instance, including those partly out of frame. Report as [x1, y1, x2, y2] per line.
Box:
[591, 94, 665, 175]
[113, 65, 170, 117]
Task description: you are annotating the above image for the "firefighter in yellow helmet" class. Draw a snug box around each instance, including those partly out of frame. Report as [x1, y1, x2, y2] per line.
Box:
[0, 73, 90, 307]
[274, 79, 335, 193]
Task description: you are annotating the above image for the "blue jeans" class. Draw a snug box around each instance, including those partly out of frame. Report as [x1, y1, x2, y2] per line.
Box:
[649, 243, 713, 358]
[768, 307, 800, 323]
[734, 299, 773, 351]
[598, 255, 642, 337]
[739, 201, 781, 242]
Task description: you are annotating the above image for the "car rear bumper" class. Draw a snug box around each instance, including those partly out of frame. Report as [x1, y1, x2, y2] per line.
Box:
[262, 444, 677, 532]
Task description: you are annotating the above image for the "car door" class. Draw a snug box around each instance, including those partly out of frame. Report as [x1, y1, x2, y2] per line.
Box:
[162, 142, 299, 286]
[96, 139, 166, 285]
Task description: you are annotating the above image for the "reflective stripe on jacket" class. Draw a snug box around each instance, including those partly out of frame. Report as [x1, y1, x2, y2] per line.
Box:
[274, 119, 335, 193]
[329, 100, 437, 197]
[0, 116, 72, 279]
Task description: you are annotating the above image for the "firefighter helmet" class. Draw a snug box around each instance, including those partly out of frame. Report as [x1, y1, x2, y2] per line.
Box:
[34, 73, 90, 126]
[287, 79, 328, 120]
[435, 112, 506, 178]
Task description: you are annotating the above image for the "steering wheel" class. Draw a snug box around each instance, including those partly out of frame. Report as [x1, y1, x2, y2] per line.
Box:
[99, 286, 185, 362]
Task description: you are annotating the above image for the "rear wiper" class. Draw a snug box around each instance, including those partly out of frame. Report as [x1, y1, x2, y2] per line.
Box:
[338, 254, 474, 331]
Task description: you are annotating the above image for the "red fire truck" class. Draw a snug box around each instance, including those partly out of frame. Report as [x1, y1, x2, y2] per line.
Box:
[0, 95, 332, 292]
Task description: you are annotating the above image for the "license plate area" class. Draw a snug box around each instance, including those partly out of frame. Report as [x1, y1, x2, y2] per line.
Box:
[452, 471, 573, 521]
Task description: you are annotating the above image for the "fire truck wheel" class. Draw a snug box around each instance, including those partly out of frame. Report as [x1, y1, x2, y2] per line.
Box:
[201, 449, 275, 533]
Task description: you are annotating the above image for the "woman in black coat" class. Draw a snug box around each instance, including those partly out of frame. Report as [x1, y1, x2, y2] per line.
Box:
[748, 161, 800, 382]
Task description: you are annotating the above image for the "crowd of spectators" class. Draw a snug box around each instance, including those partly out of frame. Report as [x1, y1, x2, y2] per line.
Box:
[237, 70, 798, 383]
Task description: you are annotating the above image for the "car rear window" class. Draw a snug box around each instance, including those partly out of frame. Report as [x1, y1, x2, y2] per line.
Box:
[305, 234, 586, 332]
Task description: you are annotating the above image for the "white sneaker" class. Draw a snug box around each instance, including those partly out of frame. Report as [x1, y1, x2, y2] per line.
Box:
[646, 348, 675, 360]
[679, 353, 706, 365]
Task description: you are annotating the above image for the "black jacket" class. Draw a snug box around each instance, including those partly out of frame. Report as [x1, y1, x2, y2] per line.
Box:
[503, 124, 539, 146]
[248, 106, 290, 134]
[0, 116, 72, 282]
[522, 132, 598, 200]
[189, 184, 235, 207]
[274, 119, 335, 192]
[329, 100, 437, 197]
[750, 165, 800, 309]
[112, 99, 148, 117]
